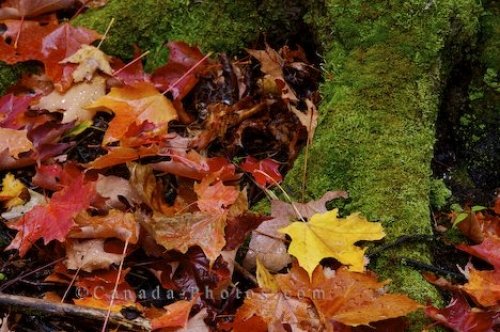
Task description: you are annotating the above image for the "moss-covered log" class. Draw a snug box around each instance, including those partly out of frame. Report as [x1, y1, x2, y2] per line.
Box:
[0, 0, 493, 329]
[283, 0, 481, 328]
[72, 0, 306, 70]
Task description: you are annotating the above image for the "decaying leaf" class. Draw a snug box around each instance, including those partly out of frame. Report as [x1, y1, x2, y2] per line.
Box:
[425, 292, 499, 332]
[64, 238, 123, 272]
[33, 75, 106, 123]
[70, 209, 140, 244]
[137, 211, 226, 264]
[61, 45, 113, 82]
[0, 127, 32, 158]
[1, 189, 45, 220]
[95, 174, 142, 208]
[0, 173, 28, 208]
[235, 263, 420, 330]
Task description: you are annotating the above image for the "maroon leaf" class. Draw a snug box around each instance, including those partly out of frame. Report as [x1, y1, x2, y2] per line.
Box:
[457, 236, 500, 269]
[151, 41, 208, 100]
[241, 156, 282, 187]
[425, 293, 500, 332]
[0, 93, 33, 129]
[224, 213, 270, 250]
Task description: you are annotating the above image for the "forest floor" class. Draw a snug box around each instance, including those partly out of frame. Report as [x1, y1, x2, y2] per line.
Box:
[0, 2, 499, 332]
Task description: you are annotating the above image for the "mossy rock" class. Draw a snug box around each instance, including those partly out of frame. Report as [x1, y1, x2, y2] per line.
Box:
[283, 0, 482, 329]
[72, 0, 307, 71]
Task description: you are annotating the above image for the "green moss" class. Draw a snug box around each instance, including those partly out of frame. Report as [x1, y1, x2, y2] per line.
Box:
[430, 179, 451, 209]
[72, 0, 307, 71]
[281, 0, 483, 329]
[0, 62, 20, 95]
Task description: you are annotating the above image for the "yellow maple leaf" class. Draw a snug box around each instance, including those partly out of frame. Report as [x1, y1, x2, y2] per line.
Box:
[256, 258, 279, 292]
[0, 173, 27, 208]
[279, 209, 385, 277]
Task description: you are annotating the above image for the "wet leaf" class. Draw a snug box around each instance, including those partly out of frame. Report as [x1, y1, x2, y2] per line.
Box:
[280, 209, 385, 276]
[425, 293, 499, 332]
[86, 81, 177, 144]
[6, 169, 95, 256]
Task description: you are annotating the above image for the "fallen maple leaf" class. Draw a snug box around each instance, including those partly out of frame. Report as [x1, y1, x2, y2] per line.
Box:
[86, 81, 178, 144]
[41, 23, 101, 89]
[137, 210, 226, 264]
[279, 209, 385, 276]
[0, 93, 33, 129]
[65, 238, 123, 272]
[6, 170, 95, 256]
[425, 292, 499, 332]
[32, 163, 64, 191]
[462, 265, 500, 308]
[240, 156, 282, 187]
[151, 149, 238, 181]
[70, 209, 140, 244]
[235, 263, 420, 330]
[244, 191, 348, 272]
[86, 145, 160, 169]
[0, 0, 75, 19]
[145, 298, 194, 331]
[0, 16, 59, 64]
[111, 47, 149, 85]
[0, 127, 32, 157]
[61, 45, 113, 82]
[457, 235, 500, 269]
[33, 75, 106, 123]
[151, 41, 208, 100]
[194, 176, 239, 214]
[0, 173, 27, 208]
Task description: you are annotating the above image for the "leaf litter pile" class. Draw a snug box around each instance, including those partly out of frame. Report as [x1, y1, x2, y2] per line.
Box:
[0, 2, 499, 332]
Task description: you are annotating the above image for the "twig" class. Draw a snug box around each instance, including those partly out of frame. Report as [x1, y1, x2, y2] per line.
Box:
[367, 234, 435, 258]
[233, 262, 257, 285]
[161, 52, 212, 96]
[401, 258, 467, 282]
[0, 293, 151, 331]
[0, 258, 64, 291]
[101, 238, 129, 332]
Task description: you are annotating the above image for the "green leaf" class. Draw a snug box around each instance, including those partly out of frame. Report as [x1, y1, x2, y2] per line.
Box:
[64, 120, 92, 138]
[453, 213, 468, 227]
[471, 205, 487, 212]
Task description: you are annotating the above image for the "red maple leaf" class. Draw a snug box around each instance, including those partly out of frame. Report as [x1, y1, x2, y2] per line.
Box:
[425, 293, 500, 332]
[0, 19, 101, 90]
[151, 41, 208, 100]
[0, 16, 59, 64]
[40, 23, 101, 90]
[6, 169, 95, 256]
[457, 236, 500, 269]
[0, 93, 33, 129]
[0, 0, 75, 20]
[241, 156, 282, 187]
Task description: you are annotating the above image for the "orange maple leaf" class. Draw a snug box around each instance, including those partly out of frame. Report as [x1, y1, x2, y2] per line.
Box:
[235, 263, 421, 330]
[86, 82, 178, 145]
